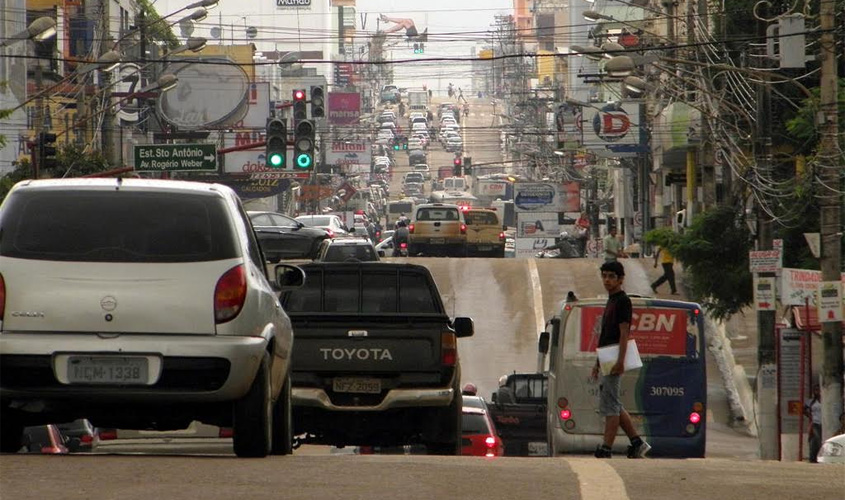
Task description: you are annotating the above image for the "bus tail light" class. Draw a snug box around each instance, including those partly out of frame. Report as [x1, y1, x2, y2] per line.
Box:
[689, 412, 701, 424]
[557, 397, 569, 409]
[441, 332, 457, 366]
[559, 409, 572, 420]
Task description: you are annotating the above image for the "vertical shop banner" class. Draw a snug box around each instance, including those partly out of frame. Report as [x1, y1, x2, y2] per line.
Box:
[328, 92, 361, 124]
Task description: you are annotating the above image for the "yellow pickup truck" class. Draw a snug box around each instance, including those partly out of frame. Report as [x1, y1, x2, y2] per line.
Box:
[408, 203, 467, 257]
[463, 208, 506, 258]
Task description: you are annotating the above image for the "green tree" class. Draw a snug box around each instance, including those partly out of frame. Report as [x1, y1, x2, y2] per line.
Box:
[645, 206, 755, 320]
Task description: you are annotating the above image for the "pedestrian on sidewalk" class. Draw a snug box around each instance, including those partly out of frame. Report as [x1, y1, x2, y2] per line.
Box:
[592, 261, 651, 459]
[602, 226, 626, 262]
[651, 245, 677, 294]
[804, 383, 822, 463]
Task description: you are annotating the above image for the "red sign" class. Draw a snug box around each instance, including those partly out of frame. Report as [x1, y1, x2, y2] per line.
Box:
[579, 306, 688, 356]
[336, 182, 357, 203]
[328, 92, 361, 125]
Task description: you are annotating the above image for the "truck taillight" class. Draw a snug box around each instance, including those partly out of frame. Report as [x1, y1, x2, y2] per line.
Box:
[0, 273, 5, 321]
[460, 224, 467, 234]
[214, 265, 247, 324]
[441, 332, 457, 366]
[408, 224, 415, 233]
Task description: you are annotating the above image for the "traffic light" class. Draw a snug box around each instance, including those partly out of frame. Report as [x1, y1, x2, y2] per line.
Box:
[265, 118, 287, 169]
[38, 131, 57, 170]
[292, 89, 307, 122]
[293, 119, 315, 169]
[310, 85, 325, 118]
[413, 43, 424, 54]
[463, 156, 472, 175]
[453, 156, 462, 176]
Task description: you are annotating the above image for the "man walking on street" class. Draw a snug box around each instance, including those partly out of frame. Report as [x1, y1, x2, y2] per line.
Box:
[592, 261, 651, 459]
[804, 383, 822, 463]
[602, 226, 626, 262]
[651, 245, 678, 295]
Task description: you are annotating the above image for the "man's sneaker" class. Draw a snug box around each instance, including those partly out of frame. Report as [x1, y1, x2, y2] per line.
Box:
[627, 441, 652, 458]
[594, 445, 612, 458]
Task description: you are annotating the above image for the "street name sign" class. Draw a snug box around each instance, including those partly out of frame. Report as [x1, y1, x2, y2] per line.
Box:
[134, 144, 217, 172]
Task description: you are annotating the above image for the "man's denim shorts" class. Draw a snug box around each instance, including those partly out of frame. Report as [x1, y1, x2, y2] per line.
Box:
[599, 374, 623, 416]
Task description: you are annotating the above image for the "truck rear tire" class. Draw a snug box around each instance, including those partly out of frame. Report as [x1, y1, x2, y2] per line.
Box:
[233, 352, 272, 458]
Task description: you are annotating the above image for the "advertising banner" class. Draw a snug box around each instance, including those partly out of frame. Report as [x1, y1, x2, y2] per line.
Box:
[779, 268, 845, 306]
[516, 212, 559, 238]
[328, 92, 361, 124]
[579, 306, 689, 356]
[580, 102, 642, 149]
[231, 82, 270, 129]
[326, 139, 371, 170]
[221, 130, 292, 173]
[514, 236, 555, 258]
[777, 328, 808, 435]
[202, 176, 292, 200]
[513, 182, 580, 212]
[475, 179, 508, 197]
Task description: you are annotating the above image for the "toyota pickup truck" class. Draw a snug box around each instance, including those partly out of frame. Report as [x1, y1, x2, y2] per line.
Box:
[279, 262, 474, 455]
[487, 372, 549, 456]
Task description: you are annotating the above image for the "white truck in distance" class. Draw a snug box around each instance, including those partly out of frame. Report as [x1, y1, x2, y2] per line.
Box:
[408, 91, 429, 111]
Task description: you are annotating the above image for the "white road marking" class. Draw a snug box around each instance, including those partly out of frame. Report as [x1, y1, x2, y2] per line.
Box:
[528, 258, 545, 333]
[567, 458, 631, 500]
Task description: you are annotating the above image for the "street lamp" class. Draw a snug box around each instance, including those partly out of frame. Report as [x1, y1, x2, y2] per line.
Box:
[570, 45, 605, 62]
[0, 16, 57, 47]
[165, 37, 208, 57]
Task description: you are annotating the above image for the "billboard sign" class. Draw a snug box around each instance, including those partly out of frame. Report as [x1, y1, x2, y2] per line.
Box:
[231, 82, 270, 129]
[580, 102, 643, 151]
[513, 182, 580, 212]
[326, 139, 371, 170]
[516, 212, 559, 238]
[158, 58, 250, 130]
[328, 92, 361, 124]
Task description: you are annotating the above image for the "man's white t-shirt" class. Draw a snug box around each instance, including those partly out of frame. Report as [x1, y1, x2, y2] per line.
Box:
[805, 397, 821, 425]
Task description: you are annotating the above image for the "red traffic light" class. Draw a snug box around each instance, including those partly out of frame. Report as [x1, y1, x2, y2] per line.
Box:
[293, 89, 306, 101]
[453, 157, 462, 166]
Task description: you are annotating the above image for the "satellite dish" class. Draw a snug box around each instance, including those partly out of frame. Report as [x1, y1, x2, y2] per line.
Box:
[246, 26, 258, 39]
[179, 20, 194, 38]
[210, 26, 221, 39]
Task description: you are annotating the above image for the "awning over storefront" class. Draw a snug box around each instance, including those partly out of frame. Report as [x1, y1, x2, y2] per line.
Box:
[790, 305, 845, 331]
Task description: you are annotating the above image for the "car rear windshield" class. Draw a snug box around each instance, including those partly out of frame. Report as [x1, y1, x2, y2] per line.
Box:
[416, 207, 460, 221]
[281, 267, 443, 315]
[0, 189, 239, 263]
[465, 211, 499, 225]
[302, 216, 331, 226]
[324, 244, 377, 262]
[461, 413, 490, 435]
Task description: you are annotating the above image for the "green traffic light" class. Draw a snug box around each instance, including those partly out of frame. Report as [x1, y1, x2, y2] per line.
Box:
[268, 153, 284, 167]
[393, 144, 400, 150]
[296, 153, 312, 168]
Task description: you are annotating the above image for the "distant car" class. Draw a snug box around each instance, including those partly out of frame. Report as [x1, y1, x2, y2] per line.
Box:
[295, 214, 349, 239]
[249, 210, 329, 262]
[314, 238, 381, 262]
[461, 404, 504, 457]
[22, 425, 69, 455]
[818, 433, 845, 464]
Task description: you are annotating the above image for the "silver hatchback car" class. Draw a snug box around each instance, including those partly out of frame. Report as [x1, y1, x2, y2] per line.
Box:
[0, 178, 303, 457]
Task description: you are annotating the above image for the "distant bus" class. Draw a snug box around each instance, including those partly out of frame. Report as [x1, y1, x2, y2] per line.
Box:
[543, 296, 706, 458]
[429, 190, 478, 208]
[386, 199, 415, 229]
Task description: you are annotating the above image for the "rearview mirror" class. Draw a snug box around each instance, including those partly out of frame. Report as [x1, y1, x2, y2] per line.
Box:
[274, 264, 305, 291]
[453, 317, 474, 338]
[538, 331, 550, 354]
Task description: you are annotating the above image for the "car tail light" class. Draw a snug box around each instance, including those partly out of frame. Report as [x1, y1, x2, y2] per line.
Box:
[99, 429, 117, 441]
[408, 224, 415, 233]
[499, 232, 505, 241]
[0, 273, 5, 321]
[460, 224, 467, 234]
[219, 427, 233, 438]
[214, 265, 247, 324]
[325, 229, 335, 238]
[485, 436, 497, 447]
[689, 412, 701, 424]
[441, 331, 457, 366]
[80, 434, 93, 444]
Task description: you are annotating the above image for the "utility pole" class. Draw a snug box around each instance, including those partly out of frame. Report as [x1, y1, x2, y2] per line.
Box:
[754, 9, 777, 460]
[33, 63, 44, 178]
[817, 0, 843, 443]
